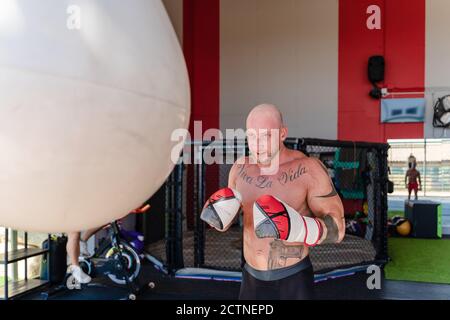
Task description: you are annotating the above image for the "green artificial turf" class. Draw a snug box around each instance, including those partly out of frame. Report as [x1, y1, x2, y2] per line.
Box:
[385, 237, 450, 284]
[388, 210, 404, 219]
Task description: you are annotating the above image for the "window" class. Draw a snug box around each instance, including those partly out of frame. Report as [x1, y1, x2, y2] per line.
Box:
[388, 139, 450, 197]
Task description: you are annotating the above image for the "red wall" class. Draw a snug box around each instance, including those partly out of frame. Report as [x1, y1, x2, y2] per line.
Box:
[184, 0, 220, 135]
[338, 0, 425, 142]
[183, 0, 220, 229]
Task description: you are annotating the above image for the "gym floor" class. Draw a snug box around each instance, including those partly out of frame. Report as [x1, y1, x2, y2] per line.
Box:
[20, 261, 450, 300]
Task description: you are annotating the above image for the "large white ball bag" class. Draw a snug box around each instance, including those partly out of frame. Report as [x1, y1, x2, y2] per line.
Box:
[0, 0, 190, 232]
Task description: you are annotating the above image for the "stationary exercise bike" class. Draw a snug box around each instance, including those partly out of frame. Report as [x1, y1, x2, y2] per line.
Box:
[66, 204, 150, 300]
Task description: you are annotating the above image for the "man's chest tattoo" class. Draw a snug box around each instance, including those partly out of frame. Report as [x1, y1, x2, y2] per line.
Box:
[277, 165, 307, 186]
[237, 164, 307, 189]
[255, 176, 273, 189]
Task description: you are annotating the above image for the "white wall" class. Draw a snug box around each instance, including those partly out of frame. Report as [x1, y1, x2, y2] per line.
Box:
[220, 0, 339, 139]
[425, 0, 450, 139]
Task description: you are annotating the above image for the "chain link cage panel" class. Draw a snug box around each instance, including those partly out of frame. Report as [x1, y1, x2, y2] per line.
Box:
[299, 139, 388, 272]
[149, 138, 389, 274]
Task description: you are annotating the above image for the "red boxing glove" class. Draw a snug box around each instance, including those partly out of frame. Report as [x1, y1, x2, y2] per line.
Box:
[253, 195, 323, 246]
[200, 188, 242, 231]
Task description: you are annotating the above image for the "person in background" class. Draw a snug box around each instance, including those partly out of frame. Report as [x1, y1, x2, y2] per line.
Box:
[405, 154, 421, 201]
[66, 227, 102, 284]
[66, 203, 150, 284]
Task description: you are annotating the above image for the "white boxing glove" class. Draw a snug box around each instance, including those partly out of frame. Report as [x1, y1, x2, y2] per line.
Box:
[200, 188, 242, 231]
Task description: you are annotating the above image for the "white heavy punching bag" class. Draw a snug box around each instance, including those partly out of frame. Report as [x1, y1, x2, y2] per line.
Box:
[0, 0, 190, 232]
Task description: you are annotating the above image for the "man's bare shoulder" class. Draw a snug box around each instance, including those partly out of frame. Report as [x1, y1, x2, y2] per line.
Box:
[295, 154, 328, 177]
[286, 149, 307, 160]
[281, 149, 308, 165]
[277, 150, 328, 181]
[298, 156, 338, 198]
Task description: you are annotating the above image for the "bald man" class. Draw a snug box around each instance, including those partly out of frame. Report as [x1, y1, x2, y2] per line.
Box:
[201, 104, 345, 300]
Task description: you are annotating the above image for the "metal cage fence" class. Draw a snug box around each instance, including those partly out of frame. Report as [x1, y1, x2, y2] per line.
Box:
[147, 138, 389, 275]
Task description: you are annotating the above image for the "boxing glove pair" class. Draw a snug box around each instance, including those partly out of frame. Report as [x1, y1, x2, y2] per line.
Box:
[200, 188, 323, 246]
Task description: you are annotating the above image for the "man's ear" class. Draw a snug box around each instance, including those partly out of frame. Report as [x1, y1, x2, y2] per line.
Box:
[281, 126, 288, 141]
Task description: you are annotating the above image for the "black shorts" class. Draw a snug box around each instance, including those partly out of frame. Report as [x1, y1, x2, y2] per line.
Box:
[239, 257, 315, 300]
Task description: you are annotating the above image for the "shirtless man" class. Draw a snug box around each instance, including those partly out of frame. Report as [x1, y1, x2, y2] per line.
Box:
[405, 159, 421, 201]
[201, 104, 345, 300]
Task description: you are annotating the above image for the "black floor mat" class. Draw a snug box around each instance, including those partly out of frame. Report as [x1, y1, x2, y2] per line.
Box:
[19, 262, 450, 300]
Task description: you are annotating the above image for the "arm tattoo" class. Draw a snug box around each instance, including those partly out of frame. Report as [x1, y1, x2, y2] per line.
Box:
[267, 239, 304, 270]
[321, 215, 339, 244]
[318, 189, 338, 198]
[315, 160, 338, 198]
